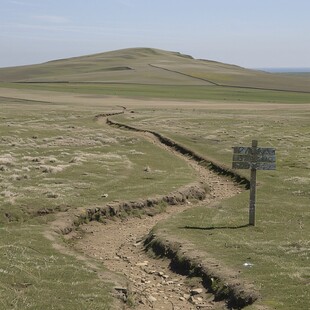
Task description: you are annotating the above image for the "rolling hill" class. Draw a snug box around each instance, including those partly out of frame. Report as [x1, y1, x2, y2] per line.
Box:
[0, 47, 310, 92]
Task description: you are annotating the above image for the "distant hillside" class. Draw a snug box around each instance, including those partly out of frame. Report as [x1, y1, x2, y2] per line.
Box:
[0, 47, 309, 92]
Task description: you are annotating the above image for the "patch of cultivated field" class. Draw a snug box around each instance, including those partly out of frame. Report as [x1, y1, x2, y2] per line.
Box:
[0, 96, 196, 309]
[112, 103, 310, 309]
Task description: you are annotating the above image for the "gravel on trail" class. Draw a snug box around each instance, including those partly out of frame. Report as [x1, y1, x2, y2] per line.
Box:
[74, 124, 243, 309]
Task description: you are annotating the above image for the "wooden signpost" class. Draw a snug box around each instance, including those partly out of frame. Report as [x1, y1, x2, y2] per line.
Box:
[232, 140, 276, 226]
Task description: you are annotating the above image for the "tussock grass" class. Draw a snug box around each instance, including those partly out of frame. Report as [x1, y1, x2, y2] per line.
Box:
[0, 226, 112, 309]
[0, 154, 15, 165]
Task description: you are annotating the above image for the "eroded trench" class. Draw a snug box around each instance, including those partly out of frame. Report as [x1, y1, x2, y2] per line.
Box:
[51, 113, 257, 310]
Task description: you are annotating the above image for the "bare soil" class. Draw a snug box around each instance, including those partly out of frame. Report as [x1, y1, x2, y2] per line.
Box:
[73, 127, 243, 309]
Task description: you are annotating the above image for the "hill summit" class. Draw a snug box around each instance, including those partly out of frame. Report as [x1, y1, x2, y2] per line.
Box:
[0, 47, 309, 92]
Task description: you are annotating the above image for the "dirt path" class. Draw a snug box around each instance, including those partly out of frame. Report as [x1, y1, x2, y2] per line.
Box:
[74, 121, 243, 309]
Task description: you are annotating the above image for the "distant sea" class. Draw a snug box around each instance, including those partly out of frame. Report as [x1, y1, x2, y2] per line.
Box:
[254, 67, 310, 73]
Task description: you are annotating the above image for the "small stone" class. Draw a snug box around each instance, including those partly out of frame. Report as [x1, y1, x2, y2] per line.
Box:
[144, 166, 151, 172]
[136, 261, 148, 266]
[148, 295, 157, 302]
[141, 279, 151, 284]
[189, 296, 199, 304]
[114, 286, 127, 293]
[148, 270, 156, 274]
[179, 297, 185, 301]
[190, 288, 203, 295]
[46, 193, 58, 198]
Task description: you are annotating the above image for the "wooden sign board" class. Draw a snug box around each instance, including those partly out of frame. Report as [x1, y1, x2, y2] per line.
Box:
[232, 161, 276, 170]
[232, 146, 276, 170]
[232, 140, 276, 226]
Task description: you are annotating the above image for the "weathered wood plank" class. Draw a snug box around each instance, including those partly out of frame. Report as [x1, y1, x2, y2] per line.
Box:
[253, 162, 276, 170]
[232, 161, 251, 169]
[232, 154, 251, 162]
[232, 146, 252, 155]
[233, 153, 276, 163]
[233, 147, 275, 156]
[232, 161, 276, 170]
[257, 153, 276, 162]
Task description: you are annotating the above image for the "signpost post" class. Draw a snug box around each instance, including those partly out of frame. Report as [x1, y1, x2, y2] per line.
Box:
[232, 140, 276, 226]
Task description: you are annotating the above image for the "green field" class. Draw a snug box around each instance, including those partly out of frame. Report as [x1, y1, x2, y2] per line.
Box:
[2, 82, 310, 103]
[0, 48, 309, 309]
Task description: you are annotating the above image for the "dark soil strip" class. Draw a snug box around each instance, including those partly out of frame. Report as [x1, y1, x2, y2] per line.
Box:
[144, 233, 259, 309]
[53, 182, 208, 235]
[93, 111, 124, 120]
[148, 65, 310, 94]
[148, 64, 219, 85]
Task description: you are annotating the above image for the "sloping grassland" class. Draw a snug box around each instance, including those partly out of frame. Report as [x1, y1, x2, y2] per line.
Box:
[1, 48, 310, 92]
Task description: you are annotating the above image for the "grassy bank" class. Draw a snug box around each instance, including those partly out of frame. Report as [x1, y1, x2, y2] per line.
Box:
[0, 225, 113, 310]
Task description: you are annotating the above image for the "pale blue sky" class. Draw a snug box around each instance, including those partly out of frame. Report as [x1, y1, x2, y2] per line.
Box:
[1, 0, 309, 68]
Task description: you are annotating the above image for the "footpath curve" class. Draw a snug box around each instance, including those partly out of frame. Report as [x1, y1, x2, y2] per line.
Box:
[98, 115, 258, 308]
[47, 112, 260, 309]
